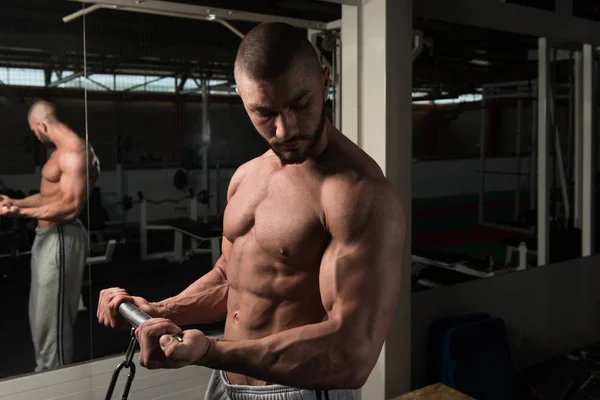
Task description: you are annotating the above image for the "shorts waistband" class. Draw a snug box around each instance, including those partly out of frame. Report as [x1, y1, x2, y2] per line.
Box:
[219, 371, 303, 395]
[35, 219, 84, 235]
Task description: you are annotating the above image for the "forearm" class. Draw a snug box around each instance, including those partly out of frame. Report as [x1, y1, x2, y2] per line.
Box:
[12, 194, 42, 208]
[18, 199, 80, 223]
[200, 321, 365, 389]
[154, 266, 228, 325]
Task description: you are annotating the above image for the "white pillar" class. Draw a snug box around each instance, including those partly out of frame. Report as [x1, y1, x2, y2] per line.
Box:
[358, 0, 412, 397]
[340, 8, 362, 399]
[537, 37, 550, 266]
[341, 4, 359, 144]
[582, 44, 595, 256]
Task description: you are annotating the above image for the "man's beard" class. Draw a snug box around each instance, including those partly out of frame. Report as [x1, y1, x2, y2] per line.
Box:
[38, 132, 54, 148]
[270, 104, 326, 165]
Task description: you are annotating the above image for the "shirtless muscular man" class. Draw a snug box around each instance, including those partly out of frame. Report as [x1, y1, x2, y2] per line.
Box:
[0, 100, 99, 371]
[97, 22, 405, 399]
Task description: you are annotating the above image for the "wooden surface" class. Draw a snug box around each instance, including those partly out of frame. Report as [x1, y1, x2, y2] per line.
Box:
[392, 383, 474, 400]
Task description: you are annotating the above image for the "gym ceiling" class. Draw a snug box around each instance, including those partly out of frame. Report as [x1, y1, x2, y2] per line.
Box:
[0, 0, 599, 99]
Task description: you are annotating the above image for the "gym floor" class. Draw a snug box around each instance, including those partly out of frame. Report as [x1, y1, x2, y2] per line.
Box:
[0, 237, 224, 380]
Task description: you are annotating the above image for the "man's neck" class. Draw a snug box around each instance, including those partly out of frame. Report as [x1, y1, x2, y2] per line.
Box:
[47, 123, 75, 149]
[311, 120, 336, 160]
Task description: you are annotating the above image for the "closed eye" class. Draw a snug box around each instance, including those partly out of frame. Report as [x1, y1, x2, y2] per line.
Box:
[291, 102, 309, 110]
[257, 110, 278, 119]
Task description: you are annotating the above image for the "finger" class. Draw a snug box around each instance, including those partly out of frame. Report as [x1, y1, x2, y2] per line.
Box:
[159, 334, 190, 363]
[136, 319, 177, 368]
[136, 319, 181, 350]
[98, 288, 130, 326]
[106, 294, 132, 328]
[159, 334, 179, 353]
[137, 319, 181, 339]
[98, 288, 125, 316]
[107, 293, 131, 311]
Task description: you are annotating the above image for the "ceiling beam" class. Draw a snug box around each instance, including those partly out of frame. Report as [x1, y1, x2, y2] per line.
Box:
[67, 0, 330, 30]
[414, 0, 600, 46]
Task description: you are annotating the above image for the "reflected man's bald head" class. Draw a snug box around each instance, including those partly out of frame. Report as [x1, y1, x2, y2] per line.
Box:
[233, 22, 322, 83]
[28, 100, 58, 125]
[28, 99, 59, 146]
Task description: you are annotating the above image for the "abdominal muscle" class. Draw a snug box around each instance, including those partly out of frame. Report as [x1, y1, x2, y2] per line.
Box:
[222, 259, 326, 386]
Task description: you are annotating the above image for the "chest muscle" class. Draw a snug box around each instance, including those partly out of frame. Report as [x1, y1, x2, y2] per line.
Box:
[223, 169, 329, 265]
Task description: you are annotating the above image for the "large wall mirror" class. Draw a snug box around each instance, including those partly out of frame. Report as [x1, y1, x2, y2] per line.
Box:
[410, 22, 586, 291]
[0, 0, 92, 380]
[77, 2, 266, 361]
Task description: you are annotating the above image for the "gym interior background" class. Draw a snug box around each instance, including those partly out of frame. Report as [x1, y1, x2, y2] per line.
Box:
[0, 0, 599, 399]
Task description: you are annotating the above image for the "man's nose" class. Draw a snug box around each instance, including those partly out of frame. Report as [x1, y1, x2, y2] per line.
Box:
[275, 110, 299, 140]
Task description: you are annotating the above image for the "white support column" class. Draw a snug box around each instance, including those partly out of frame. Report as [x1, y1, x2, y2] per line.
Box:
[341, 4, 359, 144]
[359, 0, 412, 398]
[574, 51, 583, 229]
[582, 44, 595, 256]
[340, 9, 363, 398]
[537, 37, 550, 266]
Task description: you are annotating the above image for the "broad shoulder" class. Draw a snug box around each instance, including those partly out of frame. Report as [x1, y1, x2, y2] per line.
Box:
[321, 174, 404, 242]
[55, 143, 86, 171]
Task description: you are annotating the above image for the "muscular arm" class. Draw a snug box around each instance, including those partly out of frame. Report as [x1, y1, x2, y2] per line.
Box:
[19, 152, 87, 223]
[12, 193, 42, 208]
[154, 237, 231, 325]
[200, 178, 406, 389]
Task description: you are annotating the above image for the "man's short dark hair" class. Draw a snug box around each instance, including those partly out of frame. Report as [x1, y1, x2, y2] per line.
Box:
[234, 22, 323, 82]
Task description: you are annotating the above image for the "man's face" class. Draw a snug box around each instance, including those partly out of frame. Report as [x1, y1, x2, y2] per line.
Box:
[29, 120, 52, 147]
[237, 63, 329, 165]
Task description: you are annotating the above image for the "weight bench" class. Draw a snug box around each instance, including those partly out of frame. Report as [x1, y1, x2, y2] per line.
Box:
[412, 249, 496, 279]
[140, 199, 221, 265]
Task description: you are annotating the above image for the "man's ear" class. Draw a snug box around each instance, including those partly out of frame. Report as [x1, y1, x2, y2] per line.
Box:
[235, 86, 241, 96]
[322, 66, 331, 98]
[37, 121, 47, 133]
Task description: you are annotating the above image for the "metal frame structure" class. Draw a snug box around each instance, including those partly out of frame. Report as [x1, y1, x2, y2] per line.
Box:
[478, 81, 538, 235]
[537, 37, 550, 266]
[479, 70, 576, 255]
[582, 44, 595, 256]
[65, 0, 333, 31]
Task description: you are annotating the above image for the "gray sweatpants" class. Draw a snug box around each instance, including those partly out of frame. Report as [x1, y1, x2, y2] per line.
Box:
[29, 220, 87, 372]
[205, 370, 355, 400]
